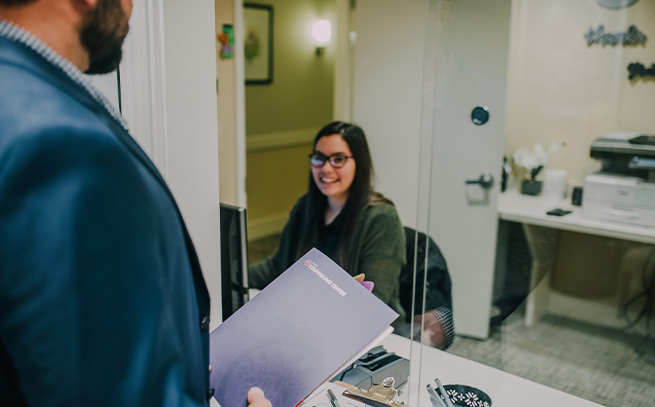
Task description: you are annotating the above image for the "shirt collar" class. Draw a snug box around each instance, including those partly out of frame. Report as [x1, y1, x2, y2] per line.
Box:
[0, 18, 129, 133]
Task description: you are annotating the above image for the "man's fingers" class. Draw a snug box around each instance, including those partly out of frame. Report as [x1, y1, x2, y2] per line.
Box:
[248, 387, 272, 407]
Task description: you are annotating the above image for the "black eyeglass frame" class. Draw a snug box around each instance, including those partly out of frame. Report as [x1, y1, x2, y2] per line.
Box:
[308, 152, 354, 168]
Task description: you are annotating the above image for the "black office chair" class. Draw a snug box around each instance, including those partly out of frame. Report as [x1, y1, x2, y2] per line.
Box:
[398, 227, 455, 348]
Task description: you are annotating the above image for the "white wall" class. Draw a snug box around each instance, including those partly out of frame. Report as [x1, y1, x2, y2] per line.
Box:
[505, 0, 655, 186]
[162, 0, 221, 328]
[88, 72, 120, 112]
[121, 0, 222, 329]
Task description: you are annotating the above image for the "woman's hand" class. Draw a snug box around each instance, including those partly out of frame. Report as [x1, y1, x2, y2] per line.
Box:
[353, 274, 374, 291]
[248, 387, 272, 407]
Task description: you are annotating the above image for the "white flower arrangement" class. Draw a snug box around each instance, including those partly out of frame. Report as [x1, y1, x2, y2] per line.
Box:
[511, 141, 565, 181]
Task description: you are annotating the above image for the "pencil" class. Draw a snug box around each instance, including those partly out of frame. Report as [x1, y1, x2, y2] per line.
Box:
[426, 384, 447, 407]
[327, 389, 341, 407]
[435, 378, 455, 407]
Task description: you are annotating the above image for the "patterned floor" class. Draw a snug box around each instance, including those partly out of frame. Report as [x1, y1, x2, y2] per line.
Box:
[447, 307, 655, 407]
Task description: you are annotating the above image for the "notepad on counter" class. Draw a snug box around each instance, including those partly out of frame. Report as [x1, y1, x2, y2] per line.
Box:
[210, 247, 399, 407]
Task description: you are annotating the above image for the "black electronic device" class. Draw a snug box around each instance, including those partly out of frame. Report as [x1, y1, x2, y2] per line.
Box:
[331, 346, 409, 389]
[546, 208, 572, 217]
[571, 186, 583, 206]
[590, 132, 655, 179]
[219, 203, 250, 321]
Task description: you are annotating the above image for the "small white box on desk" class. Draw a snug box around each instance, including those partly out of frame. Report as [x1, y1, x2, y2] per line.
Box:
[582, 173, 655, 227]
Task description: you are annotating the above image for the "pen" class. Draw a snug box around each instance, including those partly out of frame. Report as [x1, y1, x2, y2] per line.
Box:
[435, 378, 455, 407]
[426, 384, 447, 407]
[327, 389, 341, 407]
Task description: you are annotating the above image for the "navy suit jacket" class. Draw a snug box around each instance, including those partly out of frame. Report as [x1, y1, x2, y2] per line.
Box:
[0, 35, 211, 406]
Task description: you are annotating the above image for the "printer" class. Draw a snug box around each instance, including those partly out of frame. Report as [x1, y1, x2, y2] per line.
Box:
[583, 131, 655, 227]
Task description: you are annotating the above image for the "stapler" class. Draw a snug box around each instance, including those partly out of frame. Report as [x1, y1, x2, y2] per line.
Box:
[331, 346, 410, 389]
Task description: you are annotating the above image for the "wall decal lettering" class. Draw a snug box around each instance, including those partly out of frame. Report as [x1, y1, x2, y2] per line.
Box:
[585, 25, 647, 46]
[628, 62, 655, 80]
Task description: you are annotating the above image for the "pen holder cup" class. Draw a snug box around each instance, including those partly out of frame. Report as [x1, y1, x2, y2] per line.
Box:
[542, 169, 568, 200]
[439, 384, 492, 407]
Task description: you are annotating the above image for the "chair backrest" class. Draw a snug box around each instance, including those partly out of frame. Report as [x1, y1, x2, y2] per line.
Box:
[399, 227, 453, 323]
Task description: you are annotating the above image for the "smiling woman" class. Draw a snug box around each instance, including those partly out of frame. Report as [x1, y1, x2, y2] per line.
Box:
[310, 134, 356, 223]
[248, 121, 408, 325]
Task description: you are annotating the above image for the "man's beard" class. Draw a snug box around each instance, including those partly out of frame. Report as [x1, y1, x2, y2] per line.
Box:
[79, 0, 130, 75]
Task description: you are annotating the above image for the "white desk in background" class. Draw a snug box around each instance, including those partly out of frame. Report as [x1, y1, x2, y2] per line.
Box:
[497, 189, 655, 244]
[379, 333, 602, 407]
[496, 189, 655, 327]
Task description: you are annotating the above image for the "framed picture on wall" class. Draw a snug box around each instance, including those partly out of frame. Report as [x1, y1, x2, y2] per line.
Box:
[244, 3, 273, 85]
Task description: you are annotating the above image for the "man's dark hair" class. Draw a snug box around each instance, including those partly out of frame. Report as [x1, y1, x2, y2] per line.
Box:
[0, 0, 38, 6]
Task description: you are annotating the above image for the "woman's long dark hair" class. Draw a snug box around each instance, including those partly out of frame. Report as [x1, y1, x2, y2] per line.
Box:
[296, 121, 375, 270]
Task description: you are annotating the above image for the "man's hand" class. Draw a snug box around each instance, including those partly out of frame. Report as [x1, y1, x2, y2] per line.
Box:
[412, 312, 448, 349]
[248, 387, 272, 407]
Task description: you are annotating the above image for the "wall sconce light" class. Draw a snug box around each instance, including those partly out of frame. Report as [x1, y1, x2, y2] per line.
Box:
[310, 19, 331, 56]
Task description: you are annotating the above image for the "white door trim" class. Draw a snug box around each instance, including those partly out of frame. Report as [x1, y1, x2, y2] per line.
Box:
[234, 0, 247, 208]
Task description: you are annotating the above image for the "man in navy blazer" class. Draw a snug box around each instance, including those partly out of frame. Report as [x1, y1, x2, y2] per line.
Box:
[0, 1, 270, 406]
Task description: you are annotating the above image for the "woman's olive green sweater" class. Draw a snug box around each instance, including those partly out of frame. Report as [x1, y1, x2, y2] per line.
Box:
[248, 195, 407, 324]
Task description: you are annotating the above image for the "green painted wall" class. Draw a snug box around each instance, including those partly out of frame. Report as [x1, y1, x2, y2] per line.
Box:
[245, 0, 335, 233]
[247, 145, 311, 218]
[245, 0, 335, 135]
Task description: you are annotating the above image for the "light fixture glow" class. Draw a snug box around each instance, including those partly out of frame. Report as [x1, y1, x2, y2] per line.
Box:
[310, 19, 332, 46]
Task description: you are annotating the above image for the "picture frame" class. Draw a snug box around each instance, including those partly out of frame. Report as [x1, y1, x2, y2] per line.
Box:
[244, 3, 273, 85]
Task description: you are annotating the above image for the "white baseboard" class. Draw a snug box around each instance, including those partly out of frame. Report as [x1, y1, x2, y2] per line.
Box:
[246, 127, 315, 153]
[247, 212, 288, 241]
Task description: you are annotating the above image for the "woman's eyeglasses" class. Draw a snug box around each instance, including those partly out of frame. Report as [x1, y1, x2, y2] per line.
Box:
[309, 153, 353, 168]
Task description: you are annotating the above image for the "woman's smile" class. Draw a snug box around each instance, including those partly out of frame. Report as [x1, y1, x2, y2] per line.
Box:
[312, 134, 356, 207]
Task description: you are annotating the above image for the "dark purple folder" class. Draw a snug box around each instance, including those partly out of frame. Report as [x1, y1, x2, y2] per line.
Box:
[210, 248, 398, 407]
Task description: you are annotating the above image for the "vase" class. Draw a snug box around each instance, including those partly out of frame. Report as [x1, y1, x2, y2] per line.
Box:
[521, 179, 542, 196]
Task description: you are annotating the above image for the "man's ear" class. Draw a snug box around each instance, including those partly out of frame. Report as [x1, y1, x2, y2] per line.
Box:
[72, 0, 97, 14]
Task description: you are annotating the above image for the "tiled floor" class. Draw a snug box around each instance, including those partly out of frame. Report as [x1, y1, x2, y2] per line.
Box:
[248, 234, 655, 407]
[447, 307, 655, 407]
